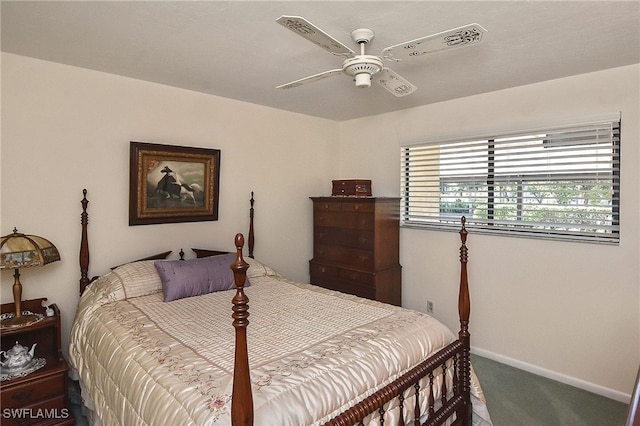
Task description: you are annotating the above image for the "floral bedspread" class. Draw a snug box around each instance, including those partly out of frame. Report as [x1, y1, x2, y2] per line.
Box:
[69, 262, 492, 426]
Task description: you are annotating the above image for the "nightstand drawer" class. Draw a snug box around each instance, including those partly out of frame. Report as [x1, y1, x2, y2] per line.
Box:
[1, 371, 65, 409]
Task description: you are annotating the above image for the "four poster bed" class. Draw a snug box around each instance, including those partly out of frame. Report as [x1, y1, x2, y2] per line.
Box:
[69, 190, 492, 426]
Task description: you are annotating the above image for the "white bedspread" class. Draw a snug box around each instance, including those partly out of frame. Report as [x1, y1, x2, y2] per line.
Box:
[69, 264, 492, 426]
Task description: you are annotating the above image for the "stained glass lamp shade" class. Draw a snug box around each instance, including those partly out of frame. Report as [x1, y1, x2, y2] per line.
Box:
[0, 228, 60, 328]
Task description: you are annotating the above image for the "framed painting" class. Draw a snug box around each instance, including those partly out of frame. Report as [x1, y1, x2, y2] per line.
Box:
[129, 142, 221, 225]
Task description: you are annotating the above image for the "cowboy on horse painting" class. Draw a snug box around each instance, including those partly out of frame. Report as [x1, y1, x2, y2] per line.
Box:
[154, 165, 199, 204]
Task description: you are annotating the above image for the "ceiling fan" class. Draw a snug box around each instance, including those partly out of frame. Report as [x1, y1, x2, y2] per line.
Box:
[276, 15, 486, 97]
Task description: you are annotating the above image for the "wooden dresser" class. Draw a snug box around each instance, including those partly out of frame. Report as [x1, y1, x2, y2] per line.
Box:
[309, 197, 401, 306]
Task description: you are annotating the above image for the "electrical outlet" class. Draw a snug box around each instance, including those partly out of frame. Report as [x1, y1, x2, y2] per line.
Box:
[426, 300, 434, 314]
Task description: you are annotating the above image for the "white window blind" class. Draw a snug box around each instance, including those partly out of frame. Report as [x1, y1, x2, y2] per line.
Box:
[400, 117, 621, 244]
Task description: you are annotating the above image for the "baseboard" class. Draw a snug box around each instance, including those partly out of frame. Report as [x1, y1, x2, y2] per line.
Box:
[471, 346, 631, 404]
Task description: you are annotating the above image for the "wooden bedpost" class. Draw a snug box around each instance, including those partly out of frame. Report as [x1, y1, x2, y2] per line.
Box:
[231, 233, 253, 426]
[248, 192, 255, 259]
[79, 189, 90, 295]
[457, 216, 472, 424]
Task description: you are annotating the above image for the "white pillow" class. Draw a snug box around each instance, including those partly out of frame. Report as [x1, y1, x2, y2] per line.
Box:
[112, 260, 163, 299]
[245, 257, 280, 278]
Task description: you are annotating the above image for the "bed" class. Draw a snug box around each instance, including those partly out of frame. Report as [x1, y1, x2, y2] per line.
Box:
[69, 190, 492, 426]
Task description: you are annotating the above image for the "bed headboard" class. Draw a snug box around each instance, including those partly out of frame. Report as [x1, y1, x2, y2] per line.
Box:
[78, 189, 256, 295]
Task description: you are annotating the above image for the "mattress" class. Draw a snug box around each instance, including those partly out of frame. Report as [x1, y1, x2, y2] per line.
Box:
[68, 257, 492, 425]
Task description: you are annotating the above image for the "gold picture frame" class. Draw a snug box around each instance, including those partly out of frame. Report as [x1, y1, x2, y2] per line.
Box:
[129, 141, 220, 225]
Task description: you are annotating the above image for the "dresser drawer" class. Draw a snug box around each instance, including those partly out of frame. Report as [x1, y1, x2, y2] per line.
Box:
[314, 200, 375, 213]
[310, 262, 375, 300]
[310, 262, 373, 285]
[336, 267, 374, 285]
[309, 261, 338, 279]
[1, 372, 65, 409]
[314, 227, 374, 250]
[314, 210, 373, 230]
[316, 279, 376, 300]
[313, 244, 373, 269]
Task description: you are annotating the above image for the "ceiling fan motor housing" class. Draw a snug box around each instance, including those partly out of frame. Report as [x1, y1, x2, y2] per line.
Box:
[342, 55, 383, 88]
[350, 28, 375, 44]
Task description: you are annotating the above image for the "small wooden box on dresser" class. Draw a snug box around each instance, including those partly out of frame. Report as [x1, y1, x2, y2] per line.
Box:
[310, 196, 402, 306]
[1, 298, 74, 426]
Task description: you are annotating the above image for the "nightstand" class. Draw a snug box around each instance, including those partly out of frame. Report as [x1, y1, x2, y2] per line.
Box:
[1, 298, 74, 426]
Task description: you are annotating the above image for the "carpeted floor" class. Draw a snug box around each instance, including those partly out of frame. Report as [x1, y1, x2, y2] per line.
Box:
[472, 354, 629, 426]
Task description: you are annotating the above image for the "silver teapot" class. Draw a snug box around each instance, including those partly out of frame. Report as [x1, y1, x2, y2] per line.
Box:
[0, 341, 36, 370]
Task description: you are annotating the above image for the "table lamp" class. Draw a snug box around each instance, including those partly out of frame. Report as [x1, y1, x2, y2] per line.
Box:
[0, 228, 60, 328]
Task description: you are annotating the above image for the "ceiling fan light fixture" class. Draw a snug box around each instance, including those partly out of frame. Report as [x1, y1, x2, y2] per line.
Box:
[354, 73, 372, 88]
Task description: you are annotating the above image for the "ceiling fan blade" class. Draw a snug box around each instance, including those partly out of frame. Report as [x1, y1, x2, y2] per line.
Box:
[377, 68, 417, 97]
[276, 69, 344, 90]
[381, 23, 486, 62]
[276, 15, 355, 57]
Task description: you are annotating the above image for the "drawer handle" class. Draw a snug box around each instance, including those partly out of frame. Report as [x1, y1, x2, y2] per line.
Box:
[354, 204, 360, 211]
[12, 389, 33, 403]
[320, 267, 326, 273]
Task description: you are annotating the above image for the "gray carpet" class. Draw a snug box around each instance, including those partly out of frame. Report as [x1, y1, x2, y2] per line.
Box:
[472, 354, 629, 426]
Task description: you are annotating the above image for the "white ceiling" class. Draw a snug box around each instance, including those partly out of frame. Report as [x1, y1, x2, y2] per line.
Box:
[2, 1, 639, 121]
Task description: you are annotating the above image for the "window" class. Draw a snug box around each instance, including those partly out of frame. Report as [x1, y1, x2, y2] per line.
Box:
[400, 116, 621, 244]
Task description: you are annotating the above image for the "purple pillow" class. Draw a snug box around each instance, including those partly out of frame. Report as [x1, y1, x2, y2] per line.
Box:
[155, 253, 250, 302]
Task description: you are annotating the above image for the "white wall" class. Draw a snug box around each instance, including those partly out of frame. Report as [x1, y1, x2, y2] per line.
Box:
[337, 64, 640, 401]
[2, 52, 638, 403]
[1, 52, 338, 355]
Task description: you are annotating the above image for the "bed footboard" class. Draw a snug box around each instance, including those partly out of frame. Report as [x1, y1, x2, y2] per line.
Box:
[325, 217, 471, 426]
[230, 218, 472, 426]
[325, 340, 467, 426]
